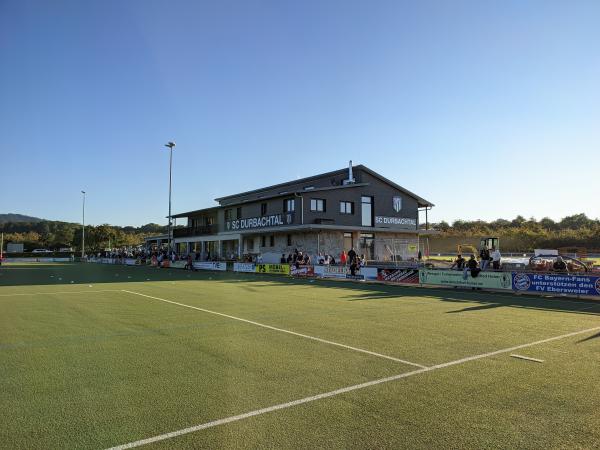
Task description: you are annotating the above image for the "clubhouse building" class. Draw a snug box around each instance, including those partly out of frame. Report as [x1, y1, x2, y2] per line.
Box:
[163, 163, 434, 263]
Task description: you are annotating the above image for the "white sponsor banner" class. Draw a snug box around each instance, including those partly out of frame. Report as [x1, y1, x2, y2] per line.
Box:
[313, 265, 325, 276]
[233, 263, 256, 273]
[124, 258, 137, 266]
[321, 266, 348, 279]
[193, 261, 227, 271]
[170, 261, 188, 269]
[4, 257, 71, 263]
[361, 267, 378, 280]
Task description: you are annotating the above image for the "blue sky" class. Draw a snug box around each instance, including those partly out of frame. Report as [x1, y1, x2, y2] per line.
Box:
[1, 0, 598, 226]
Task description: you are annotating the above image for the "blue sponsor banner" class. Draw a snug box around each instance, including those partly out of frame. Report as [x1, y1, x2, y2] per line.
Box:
[512, 272, 600, 296]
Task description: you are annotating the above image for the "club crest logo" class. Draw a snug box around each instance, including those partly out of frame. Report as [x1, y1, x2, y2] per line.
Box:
[393, 196, 402, 213]
[513, 273, 531, 291]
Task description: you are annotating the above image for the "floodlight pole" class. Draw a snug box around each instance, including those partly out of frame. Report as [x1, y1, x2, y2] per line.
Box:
[165, 142, 176, 256]
[81, 191, 86, 258]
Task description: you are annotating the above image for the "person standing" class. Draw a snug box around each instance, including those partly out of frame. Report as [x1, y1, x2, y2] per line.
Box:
[340, 251, 347, 266]
[491, 247, 501, 270]
[347, 247, 357, 276]
[479, 246, 490, 271]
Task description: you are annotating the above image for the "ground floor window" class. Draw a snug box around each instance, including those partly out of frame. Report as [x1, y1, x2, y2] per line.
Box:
[359, 233, 375, 260]
[343, 232, 353, 252]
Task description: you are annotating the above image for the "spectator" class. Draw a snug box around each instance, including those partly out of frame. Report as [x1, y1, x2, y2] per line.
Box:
[491, 247, 501, 270]
[280, 253, 287, 263]
[479, 246, 490, 271]
[348, 247, 358, 276]
[451, 254, 465, 270]
[553, 256, 568, 272]
[329, 254, 336, 265]
[340, 251, 347, 266]
[463, 255, 478, 279]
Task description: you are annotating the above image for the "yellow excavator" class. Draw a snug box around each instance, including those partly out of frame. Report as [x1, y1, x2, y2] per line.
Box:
[458, 237, 500, 259]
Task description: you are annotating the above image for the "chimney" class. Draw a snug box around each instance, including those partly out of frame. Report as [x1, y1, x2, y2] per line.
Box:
[347, 160, 354, 183]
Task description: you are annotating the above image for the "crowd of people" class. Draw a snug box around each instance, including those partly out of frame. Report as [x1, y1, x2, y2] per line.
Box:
[277, 248, 367, 275]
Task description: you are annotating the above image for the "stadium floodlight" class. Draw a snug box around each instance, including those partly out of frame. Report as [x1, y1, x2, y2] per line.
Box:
[81, 191, 86, 258]
[164, 142, 175, 256]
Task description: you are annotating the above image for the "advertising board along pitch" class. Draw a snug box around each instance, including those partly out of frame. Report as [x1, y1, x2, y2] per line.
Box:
[513, 272, 600, 297]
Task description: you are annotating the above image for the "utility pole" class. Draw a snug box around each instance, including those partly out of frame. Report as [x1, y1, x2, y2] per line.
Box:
[164, 141, 175, 256]
[81, 191, 86, 258]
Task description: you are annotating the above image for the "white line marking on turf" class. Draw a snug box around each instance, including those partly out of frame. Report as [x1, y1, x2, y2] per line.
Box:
[510, 354, 544, 363]
[121, 289, 427, 368]
[106, 324, 600, 450]
[0, 289, 122, 297]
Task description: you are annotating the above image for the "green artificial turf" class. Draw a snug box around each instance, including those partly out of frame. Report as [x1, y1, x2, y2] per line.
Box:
[1, 263, 599, 449]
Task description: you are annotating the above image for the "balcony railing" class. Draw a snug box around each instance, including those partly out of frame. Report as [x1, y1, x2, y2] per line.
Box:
[173, 225, 218, 238]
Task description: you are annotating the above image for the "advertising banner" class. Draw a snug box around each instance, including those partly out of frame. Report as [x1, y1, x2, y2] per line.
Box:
[419, 269, 513, 290]
[170, 261, 188, 269]
[290, 266, 314, 277]
[124, 258, 138, 266]
[193, 261, 227, 271]
[361, 267, 378, 281]
[315, 265, 368, 280]
[377, 268, 419, 284]
[255, 264, 290, 274]
[512, 272, 600, 296]
[4, 257, 71, 263]
[233, 263, 256, 273]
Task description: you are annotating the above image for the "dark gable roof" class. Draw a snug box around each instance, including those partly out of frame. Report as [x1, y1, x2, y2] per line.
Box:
[214, 164, 434, 208]
[357, 165, 434, 207]
[214, 166, 350, 202]
[171, 205, 220, 219]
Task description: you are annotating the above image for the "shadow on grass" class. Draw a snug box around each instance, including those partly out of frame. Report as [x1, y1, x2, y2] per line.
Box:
[1, 263, 599, 318]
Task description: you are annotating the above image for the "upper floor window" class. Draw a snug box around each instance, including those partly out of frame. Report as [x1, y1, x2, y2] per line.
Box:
[361, 196, 373, 227]
[236, 207, 242, 219]
[310, 198, 326, 212]
[339, 201, 354, 214]
[261, 203, 267, 215]
[284, 198, 295, 212]
[224, 209, 232, 221]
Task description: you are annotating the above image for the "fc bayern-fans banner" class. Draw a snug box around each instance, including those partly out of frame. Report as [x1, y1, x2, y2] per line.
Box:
[290, 266, 315, 277]
[419, 269, 513, 290]
[377, 268, 419, 284]
[512, 272, 600, 296]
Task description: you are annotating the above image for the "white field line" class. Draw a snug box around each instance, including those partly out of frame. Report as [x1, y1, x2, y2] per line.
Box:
[106, 324, 600, 450]
[121, 289, 427, 369]
[0, 289, 122, 297]
[510, 354, 544, 363]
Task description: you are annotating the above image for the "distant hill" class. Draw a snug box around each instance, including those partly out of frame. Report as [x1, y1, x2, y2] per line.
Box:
[0, 213, 44, 224]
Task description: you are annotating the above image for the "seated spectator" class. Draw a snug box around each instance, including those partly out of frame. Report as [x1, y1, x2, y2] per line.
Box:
[280, 253, 287, 263]
[553, 256, 568, 272]
[463, 255, 478, 279]
[451, 254, 465, 270]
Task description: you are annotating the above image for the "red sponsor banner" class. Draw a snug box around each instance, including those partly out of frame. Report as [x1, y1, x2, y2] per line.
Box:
[377, 268, 419, 284]
[290, 266, 315, 277]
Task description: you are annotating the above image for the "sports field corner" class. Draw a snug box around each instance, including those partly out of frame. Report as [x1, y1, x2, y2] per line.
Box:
[2, 262, 600, 449]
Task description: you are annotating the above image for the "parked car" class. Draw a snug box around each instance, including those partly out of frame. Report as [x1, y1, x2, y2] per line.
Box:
[31, 249, 53, 253]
